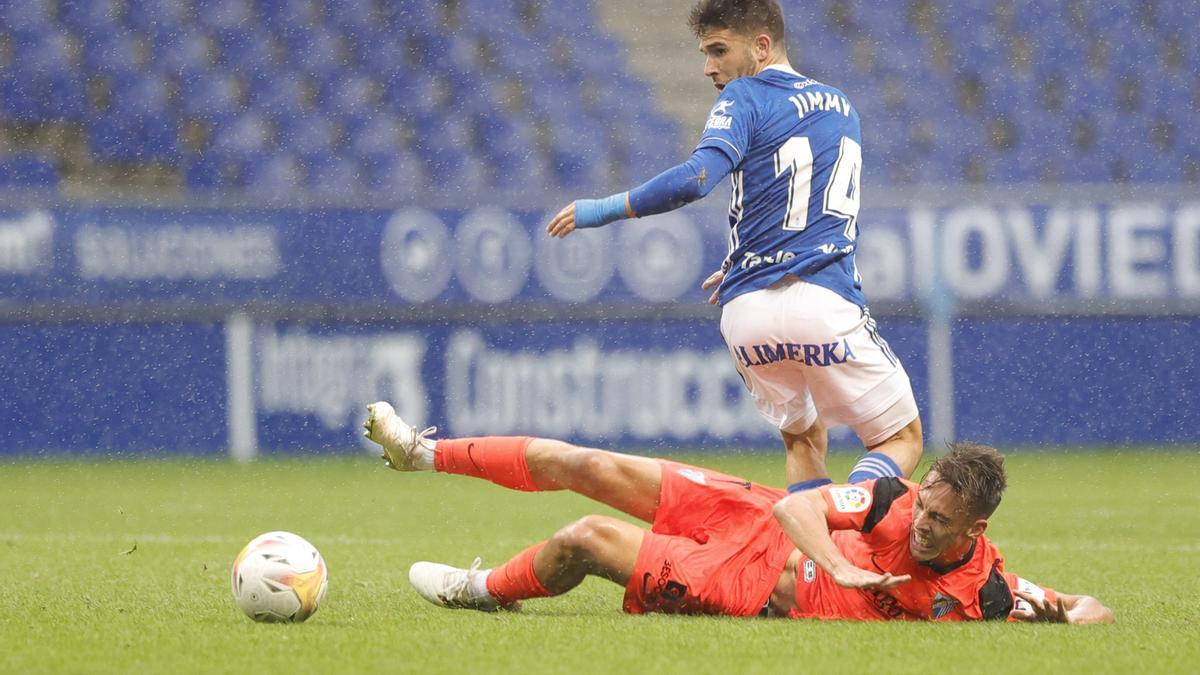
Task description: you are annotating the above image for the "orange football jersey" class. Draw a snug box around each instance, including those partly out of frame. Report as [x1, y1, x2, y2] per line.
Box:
[789, 478, 1056, 621]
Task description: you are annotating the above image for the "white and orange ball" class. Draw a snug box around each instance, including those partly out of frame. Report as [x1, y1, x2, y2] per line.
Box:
[231, 531, 328, 622]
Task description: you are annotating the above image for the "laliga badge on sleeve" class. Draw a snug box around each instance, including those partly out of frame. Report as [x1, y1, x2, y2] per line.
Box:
[829, 486, 872, 513]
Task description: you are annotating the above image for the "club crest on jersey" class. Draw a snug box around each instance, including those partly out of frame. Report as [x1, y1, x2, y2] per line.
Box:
[931, 592, 960, 619]
[829, 486, 871, 513]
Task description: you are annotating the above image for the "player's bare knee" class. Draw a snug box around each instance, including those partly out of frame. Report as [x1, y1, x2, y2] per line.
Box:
[553, 515, 620, 563]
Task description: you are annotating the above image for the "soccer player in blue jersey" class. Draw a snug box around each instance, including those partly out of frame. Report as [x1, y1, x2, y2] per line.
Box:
[546, 0, 923, 493]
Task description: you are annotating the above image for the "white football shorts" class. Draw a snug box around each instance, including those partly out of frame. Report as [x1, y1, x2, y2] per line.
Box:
[719, 277, 918, 446]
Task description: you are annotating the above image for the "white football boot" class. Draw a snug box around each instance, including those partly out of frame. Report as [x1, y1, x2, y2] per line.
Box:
[408, 558, 518, 612]
[362, 401, 436, 471]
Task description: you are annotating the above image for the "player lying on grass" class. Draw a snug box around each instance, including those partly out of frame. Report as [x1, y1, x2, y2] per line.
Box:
[363, 402, 1112, 624]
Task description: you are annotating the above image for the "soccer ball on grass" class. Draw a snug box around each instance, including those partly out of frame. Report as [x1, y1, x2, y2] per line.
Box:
[231, 531, 328, 622]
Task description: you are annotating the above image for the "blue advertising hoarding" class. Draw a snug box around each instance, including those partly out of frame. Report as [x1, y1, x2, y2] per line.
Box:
[0, 201, 1197, 455]
[2, 201, 1198, 306]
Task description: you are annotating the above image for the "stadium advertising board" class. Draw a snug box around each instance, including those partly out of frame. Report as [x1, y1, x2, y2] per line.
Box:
[2, 201, 1199, 306]
[1, 202, 1197, 455]
[6, 315, 1198, 455]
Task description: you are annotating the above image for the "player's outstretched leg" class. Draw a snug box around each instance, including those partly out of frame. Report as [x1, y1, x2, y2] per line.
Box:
[363, 402, 663, 522]
[409, 515, 645, 612]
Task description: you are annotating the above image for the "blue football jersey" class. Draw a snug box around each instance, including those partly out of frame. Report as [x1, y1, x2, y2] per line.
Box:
[697, 65, 865, 307]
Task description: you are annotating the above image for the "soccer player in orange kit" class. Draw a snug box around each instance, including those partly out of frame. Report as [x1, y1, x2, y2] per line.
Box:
[363, 402, 1111, 624]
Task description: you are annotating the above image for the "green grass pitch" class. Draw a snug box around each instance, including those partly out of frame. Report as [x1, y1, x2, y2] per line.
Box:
[2, 449, 1198, 674]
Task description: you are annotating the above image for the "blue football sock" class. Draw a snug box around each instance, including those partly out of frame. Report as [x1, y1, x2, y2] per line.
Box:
[848, 452, 902, 483]
[787, 477, 833, 493]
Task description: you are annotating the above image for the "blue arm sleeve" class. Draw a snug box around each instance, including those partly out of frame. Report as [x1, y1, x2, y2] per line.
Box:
[628, 146, 734, 217]
[573, 146, 735, 229]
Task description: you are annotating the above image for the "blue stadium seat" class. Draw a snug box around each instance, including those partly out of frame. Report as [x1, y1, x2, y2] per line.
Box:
[249, 71, 316, 119]
[78, 29, 147, 76]
[277, 26, 346, 78]
[150, 29, 215, 73]
[88, 114, 179, 163]
[0, 0, 54, 32]
[378, 0, 442, 39]
[0, 73, 46, 123]
[319, 73, 379, 119]
[323, 0, 377, 32]
[258, 0, 322, 28]
[184, 153, 240, 189]
[58, 0, 122, 33]
[242, 152, 305, 199]
[177, 69, 243, 120]
[364, 151, 425, 201]
[208, 112, 274, 163]
[348, 29, 410, 78]
[191, 0, 254, 31]
[420, 146, 487, 195]
[0, 152, 59, 188]
[108, 72, 172, 120]
[10, 29, 76, 79]
[273, 115, 338, 161]
[305, 155, 362, 199]
[39, 70, 88, 122]
[214, 27, 280, 76]
[125, 0, 188, 36]
[345, 114, 405, 164]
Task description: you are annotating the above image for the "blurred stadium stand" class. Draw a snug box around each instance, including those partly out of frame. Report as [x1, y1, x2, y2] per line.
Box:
[0, 0, 677, 201]
[0, 0, 1195, 201]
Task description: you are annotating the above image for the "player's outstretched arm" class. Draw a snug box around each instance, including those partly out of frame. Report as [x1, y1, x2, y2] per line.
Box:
[773, 490, 910, 591]
[1012, 591, 1114, 625]
[546, 146, 734, 238]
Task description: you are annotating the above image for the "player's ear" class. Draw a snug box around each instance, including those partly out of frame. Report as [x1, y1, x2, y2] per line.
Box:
[753, 33, 772, 60]
[967, 518, 988, 539]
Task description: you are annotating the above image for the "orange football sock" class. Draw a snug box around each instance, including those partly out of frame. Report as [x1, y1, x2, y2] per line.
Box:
[433, 436, 539, 491]
[485, 541, 555, 605]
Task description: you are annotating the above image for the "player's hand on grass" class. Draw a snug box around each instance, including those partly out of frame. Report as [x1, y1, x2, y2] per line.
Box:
[831, 566, 910, 590]
[701, 269, 725, 304]
[546, 202, 577, 238]
[1012, 591, 1070, 623]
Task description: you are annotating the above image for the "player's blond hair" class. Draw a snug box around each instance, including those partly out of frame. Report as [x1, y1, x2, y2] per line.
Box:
[926, 442, 1008, 519]
[688, 0, 786, 46]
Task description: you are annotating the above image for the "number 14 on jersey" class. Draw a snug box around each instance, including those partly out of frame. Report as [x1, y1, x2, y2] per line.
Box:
[774, 135, 862, 240]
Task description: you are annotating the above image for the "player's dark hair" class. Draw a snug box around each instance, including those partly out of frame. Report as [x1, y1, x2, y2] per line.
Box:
[688, 0, 786, 46]
[926, 442, 1008, 519]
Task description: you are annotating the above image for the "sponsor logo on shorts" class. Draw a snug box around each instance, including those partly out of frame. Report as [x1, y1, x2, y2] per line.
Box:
[829, 486, 871, 513]
[733, 339, 856, 368]
[641, 560, 689, 613]
[677, 468, 707, 485]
